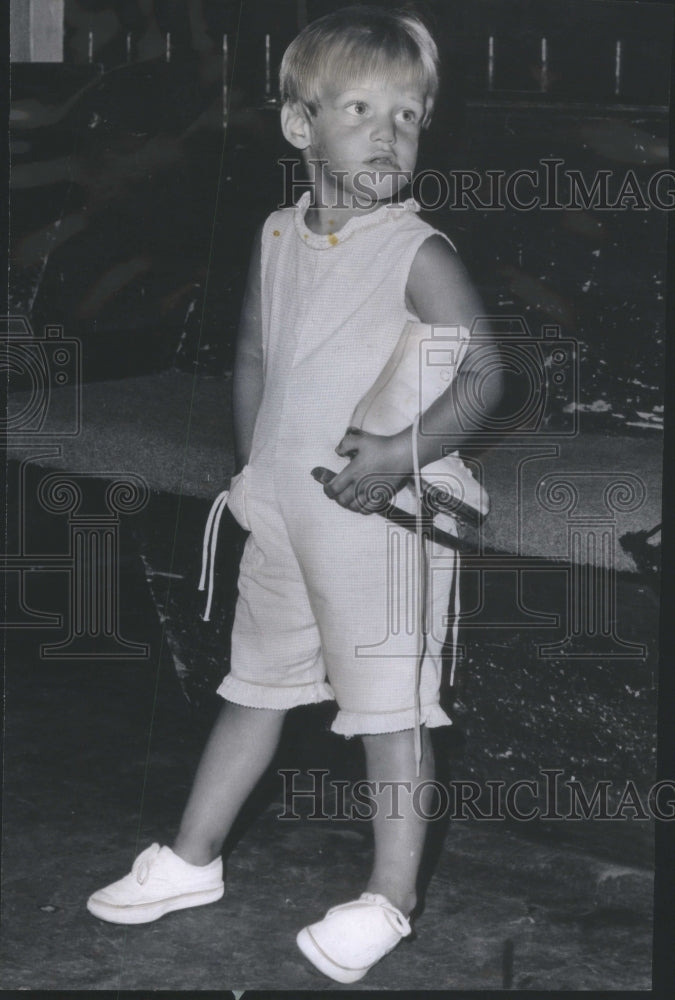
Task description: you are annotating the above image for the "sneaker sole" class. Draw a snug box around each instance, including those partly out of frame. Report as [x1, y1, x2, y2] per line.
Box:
[86, 884, 224, 925]
[296, 926, 369, 984]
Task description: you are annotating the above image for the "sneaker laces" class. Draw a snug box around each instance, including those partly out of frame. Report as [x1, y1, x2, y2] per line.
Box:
[131, 843, 161, 885]
[326, 893, 411, 936]
[198, 489, 230, 621]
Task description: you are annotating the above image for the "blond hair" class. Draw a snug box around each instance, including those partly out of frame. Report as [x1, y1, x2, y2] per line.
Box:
[280, 5, 439, 126]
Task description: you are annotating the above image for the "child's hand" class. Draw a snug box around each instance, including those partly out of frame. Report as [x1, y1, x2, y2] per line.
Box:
[322, 427, 411, 514]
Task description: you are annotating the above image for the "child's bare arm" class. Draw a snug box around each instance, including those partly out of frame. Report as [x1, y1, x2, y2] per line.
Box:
[325, 236, 503, 512]
[232, 226, 264, 472]
[399, 235, 504, 463]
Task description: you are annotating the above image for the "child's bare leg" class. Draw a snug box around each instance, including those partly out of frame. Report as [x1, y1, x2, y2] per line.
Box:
[362, 726, 434, 916]
[172, 701, 287, 866]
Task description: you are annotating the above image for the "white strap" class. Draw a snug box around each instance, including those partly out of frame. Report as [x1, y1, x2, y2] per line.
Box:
[448, 547, 461, 688]
[198, 488, 230, 621]
[411, 413, 426, 777]
[448, 330, 466, 689]
[411, 419, 464, 775]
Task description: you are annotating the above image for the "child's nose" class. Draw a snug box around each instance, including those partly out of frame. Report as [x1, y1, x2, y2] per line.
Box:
[370, 114, 396, 143]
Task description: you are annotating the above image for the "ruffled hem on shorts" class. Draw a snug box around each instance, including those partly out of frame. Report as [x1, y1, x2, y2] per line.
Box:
[216, 673, 336, 710]
[331, 702, 452, 737]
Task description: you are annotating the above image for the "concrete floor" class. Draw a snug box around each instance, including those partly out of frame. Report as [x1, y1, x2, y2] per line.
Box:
[6, 369, 664, 568]
[1, 455, 670, 992]
[0, 602, 659, 991]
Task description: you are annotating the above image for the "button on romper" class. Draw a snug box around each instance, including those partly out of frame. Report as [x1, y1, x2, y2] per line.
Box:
[218, 192, 463, 736]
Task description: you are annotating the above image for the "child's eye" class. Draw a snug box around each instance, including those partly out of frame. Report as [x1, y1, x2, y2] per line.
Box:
[346, 101, 369, 117]
[398, 108, 420, 124]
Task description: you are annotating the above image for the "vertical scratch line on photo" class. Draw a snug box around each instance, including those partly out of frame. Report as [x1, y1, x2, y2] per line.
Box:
[118, 2, 246, 988]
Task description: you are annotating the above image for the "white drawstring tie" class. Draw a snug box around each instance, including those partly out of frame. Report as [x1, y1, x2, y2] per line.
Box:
[449, 546, 461, 688]
[198, 488, 230, 621]
[411, 414, 462, 777]
[411, 414, 426, 777]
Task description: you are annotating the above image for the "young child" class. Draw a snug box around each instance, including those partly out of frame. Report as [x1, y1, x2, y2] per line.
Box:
[87, 5, 503, 984]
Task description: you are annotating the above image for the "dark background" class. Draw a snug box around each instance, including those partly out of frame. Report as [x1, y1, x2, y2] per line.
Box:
[4, 3, 675, 990]
[9, 0, 671, 434]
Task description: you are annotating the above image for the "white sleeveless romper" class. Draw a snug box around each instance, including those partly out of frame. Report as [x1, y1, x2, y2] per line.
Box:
[217, 192, 463, 736]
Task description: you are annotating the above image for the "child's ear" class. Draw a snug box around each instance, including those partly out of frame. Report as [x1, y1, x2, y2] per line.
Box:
[281, 102, 312, 150]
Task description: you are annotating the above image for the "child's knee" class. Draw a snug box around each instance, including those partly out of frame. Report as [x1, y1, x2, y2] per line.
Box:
[362, 728, 413, 748]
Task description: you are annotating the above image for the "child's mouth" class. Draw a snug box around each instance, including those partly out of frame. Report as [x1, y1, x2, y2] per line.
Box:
[365, 155, 398, 168]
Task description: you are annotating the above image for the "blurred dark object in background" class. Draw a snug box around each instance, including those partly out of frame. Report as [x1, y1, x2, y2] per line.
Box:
[10, 53, 282, 381]
[620, 524, 662, 589]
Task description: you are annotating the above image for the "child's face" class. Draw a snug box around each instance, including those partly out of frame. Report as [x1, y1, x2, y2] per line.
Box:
[305, 77, 426, 206]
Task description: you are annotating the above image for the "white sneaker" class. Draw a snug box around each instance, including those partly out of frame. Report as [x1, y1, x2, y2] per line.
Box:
[296, 892, 412, 984]
[86, 844, 224, 924]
